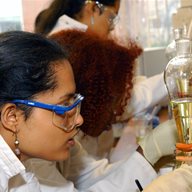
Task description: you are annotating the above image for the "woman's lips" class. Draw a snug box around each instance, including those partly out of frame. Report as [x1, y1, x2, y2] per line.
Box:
[66, 128, 80, 147]
[67, 138, 75, 147]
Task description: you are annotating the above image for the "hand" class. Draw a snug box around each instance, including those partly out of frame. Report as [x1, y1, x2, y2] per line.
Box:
[139, 119, 178, 165]
[176, 143, 192, 162]
[176, 143, 192, 152]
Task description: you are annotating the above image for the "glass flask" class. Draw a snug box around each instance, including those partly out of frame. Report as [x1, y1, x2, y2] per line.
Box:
[164, 37, 192, 168]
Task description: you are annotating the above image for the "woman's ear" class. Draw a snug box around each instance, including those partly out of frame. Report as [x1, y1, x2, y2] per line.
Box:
[0, 103, 21, 133]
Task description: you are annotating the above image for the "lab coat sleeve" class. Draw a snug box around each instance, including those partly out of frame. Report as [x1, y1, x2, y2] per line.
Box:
[144, 164, 192, 192]
[121, 73, 168, 120]
[62, 141, 157, 191]
[85, 152, 157, 192]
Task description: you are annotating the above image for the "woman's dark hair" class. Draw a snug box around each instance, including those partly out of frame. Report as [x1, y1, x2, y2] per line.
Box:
[0, 31, 67, 117]
[34, 0, 117, 35]
[50, 30, 143, 137]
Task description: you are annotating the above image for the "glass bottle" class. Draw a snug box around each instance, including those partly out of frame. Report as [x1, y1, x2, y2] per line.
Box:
[165, 27, 187, 61]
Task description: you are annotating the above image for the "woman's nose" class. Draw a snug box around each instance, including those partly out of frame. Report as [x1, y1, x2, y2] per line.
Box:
[76, 114, 84, 127]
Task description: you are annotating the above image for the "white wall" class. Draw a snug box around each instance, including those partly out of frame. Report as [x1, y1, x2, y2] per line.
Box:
[138, 48, 168, 77]
[22, 0, 51, 32]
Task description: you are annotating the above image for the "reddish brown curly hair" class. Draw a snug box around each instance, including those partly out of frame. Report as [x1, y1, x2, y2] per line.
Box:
[49, 30, 142, 137]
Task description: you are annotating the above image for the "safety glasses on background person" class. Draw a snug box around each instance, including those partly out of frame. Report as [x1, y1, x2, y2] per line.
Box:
[107, 11, 120, 30]
[85, 0, 120, 30]
[12, 93, 84, 132]
[95, 1, 120, 30]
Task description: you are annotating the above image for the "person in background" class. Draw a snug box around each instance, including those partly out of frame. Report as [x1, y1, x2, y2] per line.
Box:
[35, 0, 120, 38]
[49, 29, 141, 159]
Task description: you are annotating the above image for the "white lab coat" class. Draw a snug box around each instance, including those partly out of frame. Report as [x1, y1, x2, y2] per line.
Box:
[121, 72, 168, 120]
[0, 135, 157, 192]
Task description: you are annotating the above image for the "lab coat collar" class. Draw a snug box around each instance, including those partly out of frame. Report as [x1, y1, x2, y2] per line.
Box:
[0, 135, 25, 179]
[50, 15, 88, 35]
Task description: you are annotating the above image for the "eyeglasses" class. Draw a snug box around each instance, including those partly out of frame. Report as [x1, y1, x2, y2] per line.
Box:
[107, 12, 119, 30]
[85, 1, 119, 30]
[95, 1, 105, 14]
[85, 0, 105, 14]
[12, 94, 84, 132]
[95, 1, 119, 30]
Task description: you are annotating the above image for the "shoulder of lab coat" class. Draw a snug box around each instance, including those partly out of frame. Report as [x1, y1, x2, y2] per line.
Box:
[121, 72, 168, 120]
[75, 130, 114, 160]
